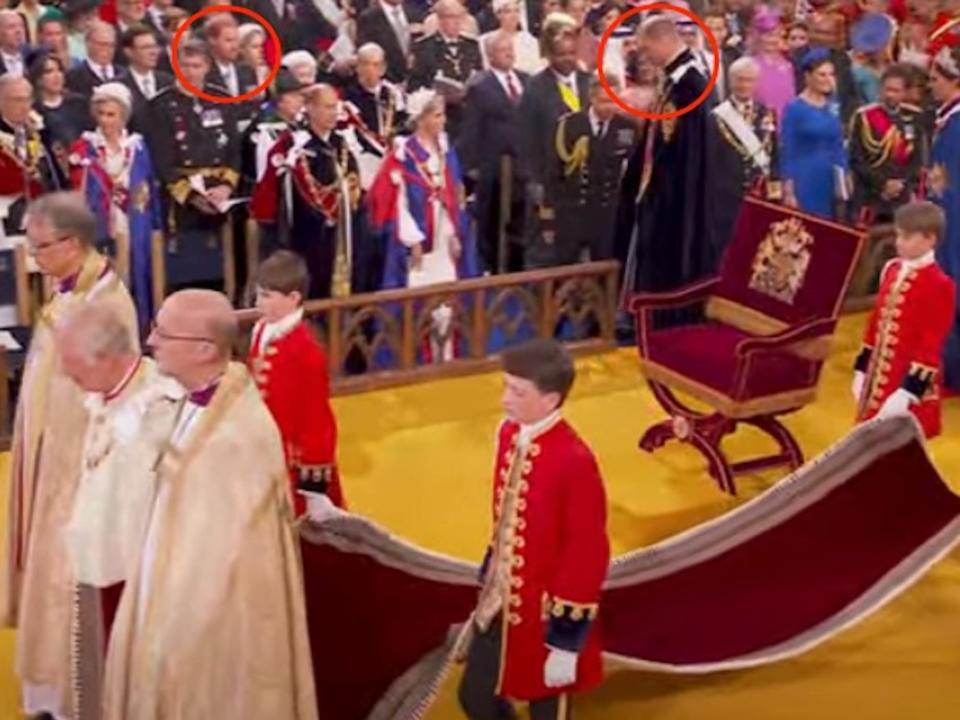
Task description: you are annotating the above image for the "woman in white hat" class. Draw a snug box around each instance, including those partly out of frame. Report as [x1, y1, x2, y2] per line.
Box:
[238, 22, 269, 96]
[68, 81, 162, 330]
[369, 89, 480, 361]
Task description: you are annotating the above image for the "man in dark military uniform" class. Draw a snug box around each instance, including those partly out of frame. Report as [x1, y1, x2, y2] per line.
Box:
[251, 84, 361, 300]
[409, 0, 482, 137]
[545, 76, 637, 264]
[240, 70, 306, 267]
[849, 64, 924, 223]
[144, 37, 241, 295]
[622, 13, 719, 297]
[712, 56, 780, 249]
[520, 15, 591, 269]
[341, 42, 407, 191]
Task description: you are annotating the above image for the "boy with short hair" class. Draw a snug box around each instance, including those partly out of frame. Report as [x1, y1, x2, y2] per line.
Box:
[853, 201, 956, 437]
[459, 339, 609, 720]
[248, 250, 346, 516]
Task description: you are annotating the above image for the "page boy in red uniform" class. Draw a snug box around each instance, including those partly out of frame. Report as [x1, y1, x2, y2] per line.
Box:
[459, 339, 610, 720]
[853, 201, 956, 437]
[248, 250, 346, 516]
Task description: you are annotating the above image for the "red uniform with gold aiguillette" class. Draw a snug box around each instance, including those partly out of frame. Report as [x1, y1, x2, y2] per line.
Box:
[855, 258, 956, 438]
[247, 320, 345, 514]
[479, 417, 609, 701]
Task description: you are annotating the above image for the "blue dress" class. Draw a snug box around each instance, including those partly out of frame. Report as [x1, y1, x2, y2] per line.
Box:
[780, 96, 847, 219]
[930, 98, 960, 390]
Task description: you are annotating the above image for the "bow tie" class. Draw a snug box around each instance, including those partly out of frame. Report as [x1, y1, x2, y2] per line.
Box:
[187, 383, 219, 407]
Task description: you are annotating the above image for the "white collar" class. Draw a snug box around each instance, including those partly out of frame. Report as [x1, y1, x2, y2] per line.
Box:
[517, 409, 561, 443]
[1, 49, 20, 61]
[553, 70, 576, 85]
[492, 67, 515, 85]
[902, 250, 935, 272]
[217, 60, 236, 75]
[88, 59, 110, 72]
[588, 107, 604, 131]
[131, 67, 154, 82]
[258, 307, 304, 350]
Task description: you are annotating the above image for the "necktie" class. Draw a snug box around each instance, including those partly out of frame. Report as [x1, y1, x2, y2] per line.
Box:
[143, 74, 154, 99]
[393, 7, 409, 54]
[103, 65, 112, 80]
[558, 78, 580, 112]
[506, 73, 520, 102]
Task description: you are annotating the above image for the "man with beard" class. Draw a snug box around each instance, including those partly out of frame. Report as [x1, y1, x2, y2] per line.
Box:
[622, 13, 719, 300]
[849, 63, 923, 223]
[252, 84, 360, 299]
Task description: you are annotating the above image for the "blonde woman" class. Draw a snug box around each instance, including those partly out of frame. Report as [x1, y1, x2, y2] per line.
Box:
[69, 82, 162, 328]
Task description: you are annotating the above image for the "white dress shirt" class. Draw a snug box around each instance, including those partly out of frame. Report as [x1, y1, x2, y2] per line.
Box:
[217, 61, 239, 95]
[131, 68, 156, 99]
[1, 50, 23, 76]
[381, 0, 410, 55]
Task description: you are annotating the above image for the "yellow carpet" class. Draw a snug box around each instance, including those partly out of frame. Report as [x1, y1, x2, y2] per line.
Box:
[2, 313, 960, 719]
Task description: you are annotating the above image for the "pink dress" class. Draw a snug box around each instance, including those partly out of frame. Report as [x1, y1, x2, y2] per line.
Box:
[752, 53, 797, 123]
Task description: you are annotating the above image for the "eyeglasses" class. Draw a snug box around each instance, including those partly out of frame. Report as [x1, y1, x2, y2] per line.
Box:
[26, 234, 73, 255]
[149, 320, 215, 344]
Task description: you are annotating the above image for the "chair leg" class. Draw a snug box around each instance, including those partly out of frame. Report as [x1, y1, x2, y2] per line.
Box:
[638, 381, 740, 495]
[737, 416, 805, 473]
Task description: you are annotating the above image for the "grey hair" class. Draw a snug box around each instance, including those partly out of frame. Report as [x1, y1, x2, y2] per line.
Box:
[483, 29, 512, 56]
[60, 302, 135, 362]
[26, 192, 96, 249]
[0, 73, 31, 99]
[729, 56, 760, 78]
[357, 42, 386, 63]
[86, 19, 117, 42]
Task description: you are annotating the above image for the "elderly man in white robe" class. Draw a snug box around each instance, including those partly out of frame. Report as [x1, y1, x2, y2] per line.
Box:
[57, 302, 181, 720]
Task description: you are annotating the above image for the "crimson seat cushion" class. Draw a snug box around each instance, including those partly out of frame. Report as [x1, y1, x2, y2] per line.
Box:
[646, 323, 820, 400]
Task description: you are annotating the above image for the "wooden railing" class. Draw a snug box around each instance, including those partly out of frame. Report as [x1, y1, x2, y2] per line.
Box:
[237, 261, 621, 394]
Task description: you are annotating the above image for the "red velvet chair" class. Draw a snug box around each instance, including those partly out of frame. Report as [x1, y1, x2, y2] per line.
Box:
[629, 199, 866, 494]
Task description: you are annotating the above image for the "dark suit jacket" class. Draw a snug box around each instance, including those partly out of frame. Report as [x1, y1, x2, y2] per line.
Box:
[0, 46, 31, 75]
[408, 33, 482, 91]
[205, 61, 260, 117]
[122, 69, 174, 135]
[113, 17, 165, 66]
[356, 3, 426, 84]
[66, 61, 128, 99]
[459, 69, 530, 179]
[244, 0, 336, 53]
[519, 68, 591, 187]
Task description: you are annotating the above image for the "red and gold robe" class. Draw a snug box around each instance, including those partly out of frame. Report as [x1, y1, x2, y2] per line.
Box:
[478, 415, 609, 701]
[855, 256, 956, 437]
[248, 315, 345, 513]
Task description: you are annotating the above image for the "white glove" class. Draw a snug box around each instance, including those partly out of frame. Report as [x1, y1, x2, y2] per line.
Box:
[302, 492, 343, 522]
[851, 371, 865, 401]
[877, 388, 917, 419]
[543, 648, 578, 688]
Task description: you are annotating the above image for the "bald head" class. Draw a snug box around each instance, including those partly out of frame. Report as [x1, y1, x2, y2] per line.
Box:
[166, 289, 237, 357]
[638, 14, 683, 68]
[305, 83, 339, 134]
[149, 290, 236, 388]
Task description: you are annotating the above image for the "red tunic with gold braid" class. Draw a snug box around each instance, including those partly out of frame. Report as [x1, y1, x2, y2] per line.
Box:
[480, 416, 609, 701]
[854, 257, 956, 437]
[247, 319, 345, 514]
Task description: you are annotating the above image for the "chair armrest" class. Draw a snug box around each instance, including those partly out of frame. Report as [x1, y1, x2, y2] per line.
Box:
[735, 318, 837, 357]
[628, 278, 721, 312]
